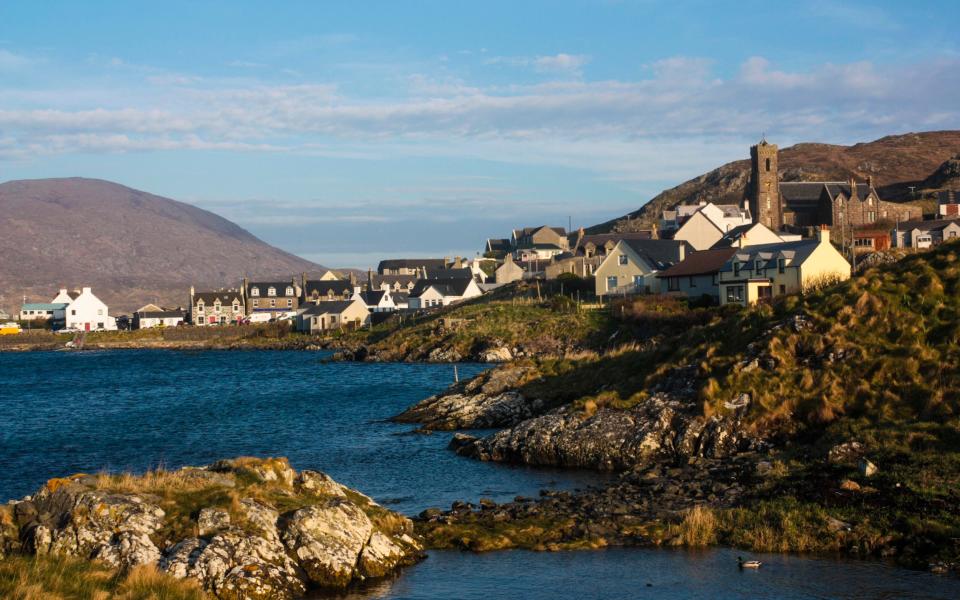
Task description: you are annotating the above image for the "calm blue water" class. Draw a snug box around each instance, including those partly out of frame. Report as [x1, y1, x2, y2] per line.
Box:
[339, 548, 959, 600]
[3, 350, 957, 599]
[1, 349, 603, 513]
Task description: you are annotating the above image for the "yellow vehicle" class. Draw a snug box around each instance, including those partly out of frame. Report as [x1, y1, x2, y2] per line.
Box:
[0, 321, 22, 335]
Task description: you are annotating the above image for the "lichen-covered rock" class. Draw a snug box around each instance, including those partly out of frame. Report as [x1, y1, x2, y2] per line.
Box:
[394, 366, 547, 430]
[5, 458, 422, 599]
[457, 393, 759, 471]
[281, 499, 373, 587]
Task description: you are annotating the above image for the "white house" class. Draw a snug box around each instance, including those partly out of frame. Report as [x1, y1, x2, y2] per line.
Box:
[355, 288, 397, 313]
[892, 219, 960, 249]
[672, 203, 754, 250]
[408, 276, 483, 309]
[133, 304, 186, 329]
[63, 287, 116, 331]
[19, 302, 68, 322]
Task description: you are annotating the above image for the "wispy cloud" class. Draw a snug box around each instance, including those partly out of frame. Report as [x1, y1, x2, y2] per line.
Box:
[485, 52, 590, 73]
[0, 49, 33, 70]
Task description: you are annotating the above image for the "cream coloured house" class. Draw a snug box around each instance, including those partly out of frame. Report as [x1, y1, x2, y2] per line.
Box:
[717, 228, 850, 306]
[296, 297, 369, 333]
[594, 239, 688, 296]
[494, 255, 525, 284]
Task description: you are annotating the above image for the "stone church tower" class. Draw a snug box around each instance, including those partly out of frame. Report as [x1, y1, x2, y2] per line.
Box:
[748, 140, 782, 230]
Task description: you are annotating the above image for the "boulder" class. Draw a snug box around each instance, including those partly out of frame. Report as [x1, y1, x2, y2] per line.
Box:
[859, 458, 879, 478]
[281, 499, 372, 588]
[6, 458, 422, 599]
[828, 441, 866, 465]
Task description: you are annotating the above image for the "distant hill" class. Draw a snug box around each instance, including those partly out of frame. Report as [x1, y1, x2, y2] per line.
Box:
[0, 178, 325, 313]
[591, 130, 960, 233]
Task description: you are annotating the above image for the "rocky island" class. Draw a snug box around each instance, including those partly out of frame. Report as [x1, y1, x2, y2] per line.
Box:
[0, 458, 421, 599]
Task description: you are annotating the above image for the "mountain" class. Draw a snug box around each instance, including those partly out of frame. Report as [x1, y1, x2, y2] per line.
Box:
[591, 130, 960, 233]
[0, 178, 325, 313]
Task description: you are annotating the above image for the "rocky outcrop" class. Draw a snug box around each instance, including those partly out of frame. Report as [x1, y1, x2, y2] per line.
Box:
[393, 366, 548, 430]
[1, 458, 422, 599]
[453, 391, 761, 471]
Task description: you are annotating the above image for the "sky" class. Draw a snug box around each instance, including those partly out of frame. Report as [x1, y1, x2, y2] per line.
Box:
[2, 1, 959, 268]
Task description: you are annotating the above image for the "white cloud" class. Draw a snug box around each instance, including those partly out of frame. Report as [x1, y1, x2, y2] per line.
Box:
[485, 53, 590, 73]
[1, 55, 959, 170]
[0, 49, 33, 70]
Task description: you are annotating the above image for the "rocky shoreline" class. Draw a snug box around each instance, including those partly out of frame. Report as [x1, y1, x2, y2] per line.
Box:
[0, 458, 422, 599]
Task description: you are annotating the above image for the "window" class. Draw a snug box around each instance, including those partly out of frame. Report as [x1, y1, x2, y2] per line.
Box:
[97, 322, 104, 329]
[668, 277, 680, 291]
[755, 260, 763, 273]
[868, 211, 876, 223]
[97, 309, 103, 315]
[606, 276, 618, 291]
[233, 303, 240, 313]
[287, 299, 293, 307]
[285, 287, 294, 296]
[689, 276, 696, 288]
[71, 309, 76, 316]
[779, 284, 786, 295]
[777, 258, 786, 274]
[949, 231, 957, 239]
[270, 299, 276, 308]
[765, 157, 771, 172]
[726, 285, 744, 303]
[251, 287, 260, 297]
[733, 262, 740, 276]
[868, 196, 873, 206]
[633, 275, 643, 289]
[267, 287, 276, 297]
[252, 299, 259, 307]
[214, 302, 221, 312]
[618, 254, 628, 266]
[197, 303, 204, 313]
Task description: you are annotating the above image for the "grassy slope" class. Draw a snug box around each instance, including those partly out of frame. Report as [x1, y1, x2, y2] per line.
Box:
[426, 243, 960, 566]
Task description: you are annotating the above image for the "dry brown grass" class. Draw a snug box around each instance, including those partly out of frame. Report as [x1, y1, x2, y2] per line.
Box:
[672, 505, 718, 547]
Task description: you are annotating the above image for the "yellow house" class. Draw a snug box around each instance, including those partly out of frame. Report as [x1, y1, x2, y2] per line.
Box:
[718, 228, 850, 306]
[594, 239, 688, 296]
[1, 321, 21, 335]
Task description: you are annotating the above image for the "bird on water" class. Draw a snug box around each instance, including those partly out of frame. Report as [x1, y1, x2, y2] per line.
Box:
[738, 556, 762, 569]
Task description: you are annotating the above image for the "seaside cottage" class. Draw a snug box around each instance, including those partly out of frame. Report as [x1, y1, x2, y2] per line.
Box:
[656, 247, 739, 302]
[671, 203, 753, 250]
[891, 219, 960, 249]
[302, 278, 356, 302]
[62, 287, 117, 331]
[132, 304, 186, 329]
[593, 239, 688, 296]
[243, 277, 300, 317]
[717, 227, 851, 306]
[189, 288, 245, 326]
[18, 302, 68, 323]
[408, 271, 483, 309]
[296, 297, 369, 333]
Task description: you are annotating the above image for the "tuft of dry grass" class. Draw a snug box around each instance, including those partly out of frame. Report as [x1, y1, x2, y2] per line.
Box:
[671, 505, 718, 547]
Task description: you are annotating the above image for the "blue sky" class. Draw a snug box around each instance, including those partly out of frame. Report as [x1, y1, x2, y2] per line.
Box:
[2, 1, 959, 267]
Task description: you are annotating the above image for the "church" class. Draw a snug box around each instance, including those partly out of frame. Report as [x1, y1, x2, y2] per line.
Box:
[746, 141, 922, 237]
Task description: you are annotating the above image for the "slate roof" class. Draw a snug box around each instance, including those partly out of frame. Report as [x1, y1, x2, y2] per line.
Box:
[621, 239, 687, 268]
[578, 232, 652, 250]
[711, 223, 779, 248]
[824, 183, 874, 200]
[486, 238, 512, 252]
[370, 274, 418, 288]
[896, 218, 960, 232]
[247, 281, 297, 297]
[425, 267, 474, 280]
[359, 290, 387, 305]
[391, 292, 410, 304]
[657, 248, 738, 278]
[778, 182, 828, 204]
[719, 239, 823, 275]
[410, 278, 473, 298]
[301, 300, 358, 315]
[303, 280, 354, 296]
[193, 292, 243, 305]
[378, 258, 447, 272]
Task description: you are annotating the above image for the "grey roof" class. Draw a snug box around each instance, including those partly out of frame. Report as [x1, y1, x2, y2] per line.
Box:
[720, 239, 823, 274]
[359, 290, 387, 305]
[392, 292, 410, 304]
[247, 281, 297, 297]
[304, 280, 354, 296]
[302, 300, 357, 315]
[410, 278, 473, 298]
[897, 218, 960, 232]
[378, 258, 447, 272]
[824, 182, 874, 200]
[778, 182, 828, 204]
[193, 292, 243, 305]
[621, 239, 686, 268]
[486, 238, 512, 251]
[514, 225, 566, 238]
[716, 204, 750, 218]
[712, 223, 770, 248]
[425, 267, 474, 280]
[657, 248, 738, 278]
[370, 274, 417, 287]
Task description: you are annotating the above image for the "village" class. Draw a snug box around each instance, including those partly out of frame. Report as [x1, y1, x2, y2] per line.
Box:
[3, 141, 959, 338]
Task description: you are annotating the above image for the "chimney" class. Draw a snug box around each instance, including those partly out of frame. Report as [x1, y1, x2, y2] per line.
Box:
[81, 287, 91, 294]
[848, 176, 859, 201]
[349, 272, 356, 285]
[867, 175, 875, 189]
[454, 256, 463, 269]
[817, 224, 830, 245]
[367, 268, 374, 291]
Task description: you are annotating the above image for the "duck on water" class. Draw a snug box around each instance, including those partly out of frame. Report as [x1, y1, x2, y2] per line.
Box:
[738, 557, 762, 569]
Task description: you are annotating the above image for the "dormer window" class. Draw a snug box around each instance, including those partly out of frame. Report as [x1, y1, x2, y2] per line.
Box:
[233, 302, 240, 313]
[733, 262, 741, 276]
[285, 286, 294, 296]
[251, 287, 260, 297]
[197, 302, 204, 312]
[755, 259, 763, 272]
[214, 301, 221, 312]
[778, 258, 786, 274]
[267, 287, 276, 297]
[868, 196, 873, 206]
